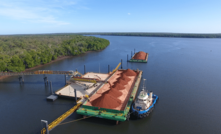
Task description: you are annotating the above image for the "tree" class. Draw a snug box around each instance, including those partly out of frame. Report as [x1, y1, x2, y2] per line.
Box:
[0, 60, 7, 72]
[8, 55, 25, 72]
[24, 53, 34, 68]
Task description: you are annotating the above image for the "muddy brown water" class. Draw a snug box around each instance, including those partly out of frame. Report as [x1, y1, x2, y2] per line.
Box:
[0, 35, 221, 134]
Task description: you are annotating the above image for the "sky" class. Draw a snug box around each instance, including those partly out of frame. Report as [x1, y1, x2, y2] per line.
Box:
[0, 0, 221, 34]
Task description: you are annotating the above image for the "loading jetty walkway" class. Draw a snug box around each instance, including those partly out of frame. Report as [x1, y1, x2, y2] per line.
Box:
[0, 70, 74, 76]
[0, 70, 77, 84]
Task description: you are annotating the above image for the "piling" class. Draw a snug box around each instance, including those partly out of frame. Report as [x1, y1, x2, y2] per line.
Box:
[44, 76, 48, 86]
[22, 75, 24, 84]
[121, 59, 123, 69]
[19, 76, 22, 84]
[134, 49, 135, 54]
[41, 120, 49, 134]
[47, 82, 58, 101]
[50, 81, 53, 95]
[127, 54, 128, 62]
[84, 65, 86, 74]
[18, 76, 24, 84]
[65, 75, 67, 85]
[74, 89, 77, 103]
[131, 51, 132, 58]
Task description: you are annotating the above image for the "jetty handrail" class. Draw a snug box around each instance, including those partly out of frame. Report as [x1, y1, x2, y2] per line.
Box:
[0, 70, 73, 76]
[112, 62, 121, 73]
[41, 102, 82, 134]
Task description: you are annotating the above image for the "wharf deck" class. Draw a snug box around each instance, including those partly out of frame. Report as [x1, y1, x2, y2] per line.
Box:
[55, 72, 110, 98]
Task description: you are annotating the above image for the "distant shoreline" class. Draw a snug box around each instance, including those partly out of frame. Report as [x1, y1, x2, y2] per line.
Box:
[1, 33, 221, 38]
[79, 32, 221, 38]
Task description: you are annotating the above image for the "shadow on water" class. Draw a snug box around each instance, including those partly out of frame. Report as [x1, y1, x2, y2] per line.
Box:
[77, 116, 117, 126]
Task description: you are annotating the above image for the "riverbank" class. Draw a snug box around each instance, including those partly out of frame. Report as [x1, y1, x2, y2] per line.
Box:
[0, 49, 105, 80]
[0, 35, 110, 73]
[0, 56, 73, 80]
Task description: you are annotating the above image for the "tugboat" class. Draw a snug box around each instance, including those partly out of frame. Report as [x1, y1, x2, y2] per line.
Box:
[131, 79, 158, 118]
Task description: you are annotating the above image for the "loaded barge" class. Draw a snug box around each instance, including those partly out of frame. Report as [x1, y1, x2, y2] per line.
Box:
[129, 51, 148, 63]
[76, 69, 142, 123]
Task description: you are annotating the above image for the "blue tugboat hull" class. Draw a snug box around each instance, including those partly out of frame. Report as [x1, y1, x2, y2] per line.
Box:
[131, 94, 158, 118]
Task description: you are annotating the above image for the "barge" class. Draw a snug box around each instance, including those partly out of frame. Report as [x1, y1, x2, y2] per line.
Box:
[76, 69, 142, 123]
[129, 51, 148, 63]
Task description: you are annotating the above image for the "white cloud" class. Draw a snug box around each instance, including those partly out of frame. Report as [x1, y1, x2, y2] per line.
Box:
[0, 8, 69, 25]
[0, 0, 83, 25]
[128, 13, 131, 15]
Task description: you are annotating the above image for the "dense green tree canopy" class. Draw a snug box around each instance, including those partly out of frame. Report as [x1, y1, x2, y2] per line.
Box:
[0, 35, 109, 72]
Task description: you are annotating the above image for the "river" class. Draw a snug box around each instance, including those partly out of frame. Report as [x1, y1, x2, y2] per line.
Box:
[0, 35, 221, 134]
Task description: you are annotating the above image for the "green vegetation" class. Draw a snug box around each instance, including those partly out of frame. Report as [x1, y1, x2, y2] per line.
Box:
[0, 35, 109, 72]
[77, 32, 221, 38]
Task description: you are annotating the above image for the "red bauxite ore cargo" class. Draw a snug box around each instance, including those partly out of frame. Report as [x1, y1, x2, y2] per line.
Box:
[132, 51, 147, 60]
[85, 69, 138, 110]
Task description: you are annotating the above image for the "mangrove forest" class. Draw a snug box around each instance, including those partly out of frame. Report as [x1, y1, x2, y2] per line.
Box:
[0, 35, 110, 72]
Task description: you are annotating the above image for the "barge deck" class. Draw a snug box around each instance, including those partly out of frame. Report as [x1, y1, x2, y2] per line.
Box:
[77, 69, 142, 122]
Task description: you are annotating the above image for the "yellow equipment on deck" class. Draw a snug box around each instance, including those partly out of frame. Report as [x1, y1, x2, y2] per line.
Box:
[112, 62, 121, 73]
[72, 77, 97, 83]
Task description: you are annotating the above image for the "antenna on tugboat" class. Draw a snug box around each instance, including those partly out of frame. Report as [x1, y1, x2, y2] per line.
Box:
[142, 79, 146, 91]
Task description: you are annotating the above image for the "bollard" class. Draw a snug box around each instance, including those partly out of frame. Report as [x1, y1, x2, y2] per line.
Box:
[74, 89, 77, 103]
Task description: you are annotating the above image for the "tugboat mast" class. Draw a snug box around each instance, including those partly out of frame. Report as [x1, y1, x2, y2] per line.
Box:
[142, 79, 146, 92]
